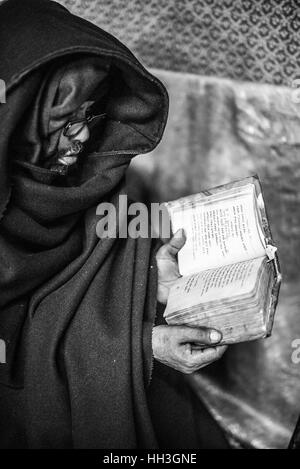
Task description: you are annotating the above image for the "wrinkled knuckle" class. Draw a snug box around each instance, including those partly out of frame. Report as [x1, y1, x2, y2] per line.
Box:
[185, 360, 196, 371]
[169, 239, 178, 249]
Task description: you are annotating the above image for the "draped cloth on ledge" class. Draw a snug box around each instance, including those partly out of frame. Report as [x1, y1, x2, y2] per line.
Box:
[0, 0, 231, 449]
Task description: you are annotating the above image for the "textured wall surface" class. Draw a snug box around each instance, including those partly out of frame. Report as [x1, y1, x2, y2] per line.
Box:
[59, 0, 300, 86]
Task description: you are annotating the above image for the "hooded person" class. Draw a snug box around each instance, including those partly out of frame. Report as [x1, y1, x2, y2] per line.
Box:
[0, 0, 228, 449]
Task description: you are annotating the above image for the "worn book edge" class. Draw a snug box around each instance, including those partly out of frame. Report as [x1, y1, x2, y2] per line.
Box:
[164, 175, 282, 342]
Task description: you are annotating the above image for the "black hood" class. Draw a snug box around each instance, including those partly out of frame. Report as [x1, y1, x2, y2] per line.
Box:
[0, 0, 168, 218]
[0, 4, 168, 442]
[0, 3, 170, 447]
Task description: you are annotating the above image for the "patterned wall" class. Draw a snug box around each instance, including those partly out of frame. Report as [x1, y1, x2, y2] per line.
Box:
[59, 0, 300, 86]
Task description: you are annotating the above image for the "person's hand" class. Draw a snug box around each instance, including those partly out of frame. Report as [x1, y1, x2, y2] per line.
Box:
[152, 325, 227, 374]
[156, 229, 186, 304]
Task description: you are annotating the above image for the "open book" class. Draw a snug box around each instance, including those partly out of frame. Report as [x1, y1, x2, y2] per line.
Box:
[163, 176, 281, 345]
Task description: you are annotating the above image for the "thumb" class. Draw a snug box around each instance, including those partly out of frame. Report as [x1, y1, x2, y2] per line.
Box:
[172, 325, 223, 346]
[160, 229, 186, 258]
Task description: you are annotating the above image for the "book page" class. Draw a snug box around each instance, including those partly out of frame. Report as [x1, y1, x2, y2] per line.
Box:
[164, 257, 265, 319]
[168, 184, 266, 275]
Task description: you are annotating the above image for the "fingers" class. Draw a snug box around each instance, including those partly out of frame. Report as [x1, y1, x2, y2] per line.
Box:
[158, 229, 186, 258]
[181, 345, 228, 374]
[152, 325, 227, 376]
[169, 229, 186, 252]
[189, 345, 227, 363]
[172, 325, 222, 346]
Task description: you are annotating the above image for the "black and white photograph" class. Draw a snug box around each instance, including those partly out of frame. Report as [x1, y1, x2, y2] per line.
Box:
[0, 0, 299, 454]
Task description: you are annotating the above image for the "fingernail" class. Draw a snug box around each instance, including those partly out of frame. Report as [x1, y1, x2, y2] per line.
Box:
[174, 228, 183, 238]
[174, 228, 184, 238]
[210, 330, 222, 343]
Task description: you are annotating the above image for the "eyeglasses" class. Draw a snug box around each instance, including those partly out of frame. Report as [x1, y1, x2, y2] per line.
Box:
[63, 113, 107, 139]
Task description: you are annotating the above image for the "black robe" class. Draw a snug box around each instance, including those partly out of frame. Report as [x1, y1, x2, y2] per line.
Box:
[0, 0, 228, 449]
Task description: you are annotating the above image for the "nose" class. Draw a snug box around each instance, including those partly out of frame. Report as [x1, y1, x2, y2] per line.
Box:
[74, 124, 90, 143]
[58, 124, 90, 152]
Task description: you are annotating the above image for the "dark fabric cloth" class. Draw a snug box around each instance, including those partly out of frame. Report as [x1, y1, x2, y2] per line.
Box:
[148, 362, 230, 449]
[0, 0, 168, 448]
[0, 0, 227, 449]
